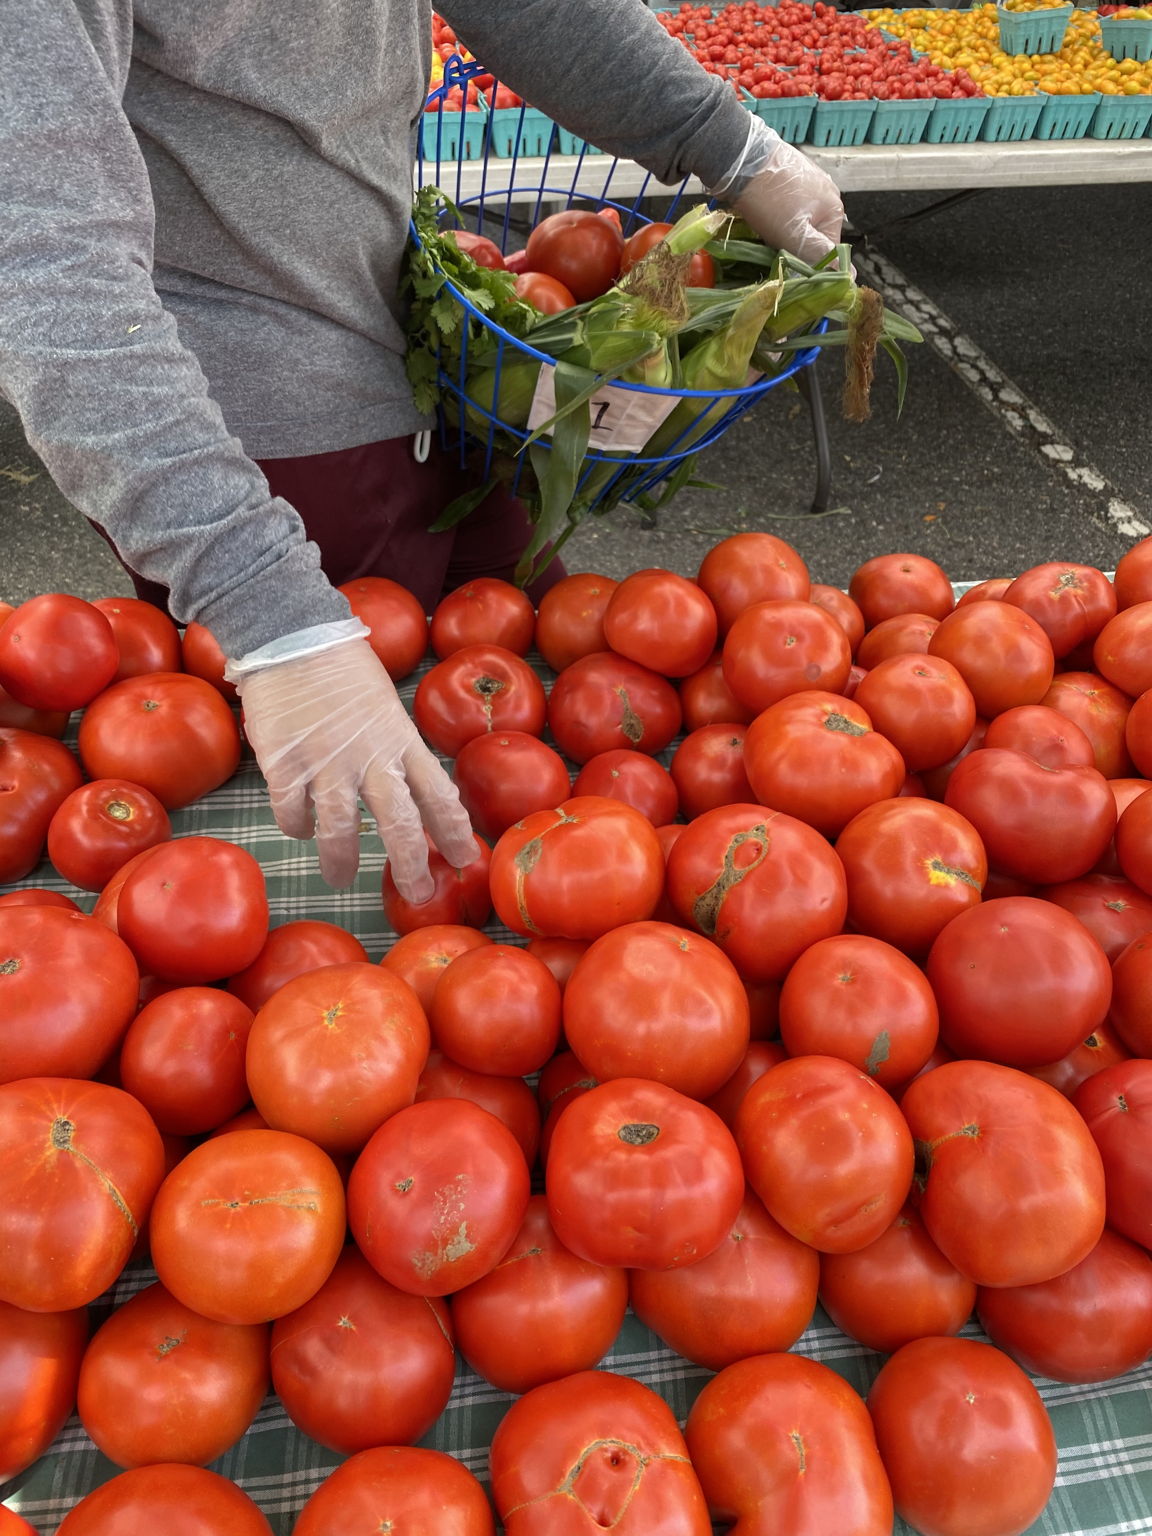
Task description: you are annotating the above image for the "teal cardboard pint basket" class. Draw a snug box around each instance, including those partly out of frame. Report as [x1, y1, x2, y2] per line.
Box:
[996, 3, 1073, 55]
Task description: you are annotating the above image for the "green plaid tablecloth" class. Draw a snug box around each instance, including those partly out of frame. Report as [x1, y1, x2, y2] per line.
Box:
[3, 651, 1151, 1535]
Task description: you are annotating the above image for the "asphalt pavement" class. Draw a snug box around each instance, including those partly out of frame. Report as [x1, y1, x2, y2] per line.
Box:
[2, 181, 1149, 607]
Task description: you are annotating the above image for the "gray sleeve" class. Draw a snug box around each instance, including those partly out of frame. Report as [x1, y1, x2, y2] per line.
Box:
[438, 0, 752, 189]
[0, 1, 349, 659]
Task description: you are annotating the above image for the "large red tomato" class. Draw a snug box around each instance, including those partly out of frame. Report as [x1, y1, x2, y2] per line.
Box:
[546, 1077, 744, 1270]
[925, 896, 1111, 1068]
[534, 572, 618, 673]
[928, 600, 1055, 717]
[982, 702, 1096, 767]
[704, 1039, 787, 1129]
[180, 622, 237, 701]
[1108, 933, 1152, 1056]
[900, 1059, 1106, 1286]
[514, 270, 577, 312]
[270, 1245, 455, 1454]
[431, 577, 535, 659]
[1072, 1059, 1152, 1251]
[818, 1205, 976, 1354]
[348, 1098, 530, 1296]
[0, 726, 84, 884]
[382, 831, 492, 933]
[0, 680, 70, 738]
[855, 611, 940, 669]
[489, 796, 664, 940]
[119, 987, 254, 1135]
[571, 748, 678, 826]
[429, 943, 560, 1077]
[546, 652, 682, 764]
[524, 209, 623, 301]
[76, 1280, 269, 1468]
[854, 653, 976, 772]
[778, 934, 939, 1090]
[685, 1353, 894, 1536]
[1042, 670, 1133, 778]
[0, 887, 78, 910]
[92, 596, 183, 680]
[449, 1195, 628, 1393]
[619, 220, 715, 286]
[809, 582, 866, 651]
[735, 1055, 914, 1253]
[0, 906, 138, 1082]
[292, 1447, 494, 1536]
[977, 1227, 1152, 1384]
[117, 835, 269, 984]
[678, 651, 755, 731]
[226, 919, 369, 1010]
[664, 803, 847, 983]
[0, 1299, 88, 1482]
[0, 593, 118, 710]
[602, 568, 717, 679]
[866, 1337, 1056, 1536]
[413, 644, 546, 757]
[669, 724, 753, 819]
[0, 1077, 166, 1310]
[1039, 872, 1152, 961]
[47, 777, 172, 892]
[722, 600, 852, 713]
[417, 1050, 541, 1166]
[452, 730, 571, 841]
[338, 575, 430, 680]
[1002, 562, 1116, 657]
[629, 1190, 818, 1370]
[78, 673, 241, 809]
[743, 690, 905, 838]
[379, 923, 493, 1013]
[696, 532, 810, 635]
[1093, 600, 1152, 697]
[1029, 1018, 1131, 1099]
[562, 921, 747, 1099]
[490, 1370, 711, 1536]
[55, 1465, 273, 1536]
[149, 1129, 346, 1323]
[850, 552, 954, 627]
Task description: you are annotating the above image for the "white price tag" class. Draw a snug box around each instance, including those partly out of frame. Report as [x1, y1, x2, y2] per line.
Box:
[526, 363, 681, 455]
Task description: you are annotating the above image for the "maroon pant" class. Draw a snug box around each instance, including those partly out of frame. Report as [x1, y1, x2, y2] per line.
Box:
[113, 436, 567, 618]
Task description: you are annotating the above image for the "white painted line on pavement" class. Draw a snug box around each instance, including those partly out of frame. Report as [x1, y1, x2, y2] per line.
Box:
[857, 248, 1151, 542]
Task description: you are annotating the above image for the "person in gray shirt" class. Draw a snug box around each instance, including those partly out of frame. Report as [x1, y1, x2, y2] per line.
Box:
[1, 0, 845, 898]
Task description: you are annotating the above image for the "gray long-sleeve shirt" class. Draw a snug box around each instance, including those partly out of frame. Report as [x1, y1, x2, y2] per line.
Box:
[0, 1, 751, 655]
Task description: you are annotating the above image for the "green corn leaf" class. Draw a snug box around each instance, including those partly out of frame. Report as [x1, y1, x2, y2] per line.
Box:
[880, 335, 910, 419]
[427, 477, 499, 533]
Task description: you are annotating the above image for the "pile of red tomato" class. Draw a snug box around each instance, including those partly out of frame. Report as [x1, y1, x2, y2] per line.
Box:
[3, 534, 1152, 1534]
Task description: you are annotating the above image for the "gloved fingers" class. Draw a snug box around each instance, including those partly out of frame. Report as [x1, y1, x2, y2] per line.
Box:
[402, 742, 480, 869]
[265, 773, 317, 843]
[360, 763, 437, 906]
[311, 776, 366, 889]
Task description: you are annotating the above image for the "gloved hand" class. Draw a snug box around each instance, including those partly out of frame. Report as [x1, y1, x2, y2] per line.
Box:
[228, 625, 475, 898]
[708, 115, 846, 267]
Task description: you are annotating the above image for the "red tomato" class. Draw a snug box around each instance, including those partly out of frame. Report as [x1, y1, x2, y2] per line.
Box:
[926, 896, 1111, 1068]
[338, 576, 430, 681]
[619, 220, 716, 286]
[1002, 562, 1116, 658]
[722, 599, 852, 713]
[1124, 686, 1152, 776]
[430, 577, 535, 659]
[1093, 600, 1152, 697]
[382, 830, 492, 933]
[546, 651, 681, 764]
[270, 1246, 455, 1454]
[1042, 670, 1133, 779]
[944, 747, 1116, 885]
[546, 1077, 744, 1270]
[534, 572, 618, 673]
[117, 835, 268, 984]
[1073, 1059, 1152, 1251]
[119, 987, 254, 1135]
[348, 1098, 530, 1295]
[226, 919, 368, 1010]
[452, 729, 571, 844]
[1039, 872, 1152, 961]
[430, 943, 560, 1077]
[526, 934, 589, 993]
[0, 726, 84, 884]
[743, 691, 906, 838]
[0, 679, 70, 738]
[808, 582, 866, 652]
[982, 701, 1096, 767]
[572, 748, 678, 825]
[77, 1280, 268, 1468]
[246, 962, 430, 1156]
[490, 1370, 710, 1536]
[867, 1337, 1056, 1536]
[413, 644, 546, 757]
[47, 777, 171, 892]
[179, 622, 236, 701]
[55, 1466, 273, 1536]
[0, 906, 138, 1083]
[779, 934, 938, 1089]
[78, 673, 241, 810]
[1112, 533, 1152, 608]
[665, 802, 847, 983]
[445, 228, 506, 269]
[819, 1205, 976, 1354]
[1108, 932, 1152, 1055]
[854, 654, 976, 772]
[416, 1050, 541, 1166]
[630, 1190, 818, 1370]
[0, 887, 78, 909]
[685, 1353, 894, 1536]
[292, 1447, 494, 1536]
[513, 270, 577, 312]
[524, 209, 623, 302]
[901, 1059, 1105, 1286]
[1115, 786, 1152, 896]
[849, 552, 955, 627]
[503, 247, 531, 274]
[602, 567, 718, 678]
[957, 576, 1012, 606]
[450, 1195, 628, 1393]
[1030, 1018, 1131, 1098]
[928, 600, 1055, 718]
[0, 1300, 88, 1482]
[678, 651, 755, 730]
[669, 723, 753, 819]
[704, 1039, 787, 1129]
[0, 1077, 166, 1311]
[379, 924, 493, 1014]
[696, 532, 810, 636]
[489, 796, 664, 940]
[563, 921, 748, 1100]
[92, 596, 183, 681]
[150, 1129, 346, 1323]
[735, 1055, 914, 1253]
[855, 612, 941, 669]
[0, 594, 118, 710]
[977, 1227, 1152, 1384]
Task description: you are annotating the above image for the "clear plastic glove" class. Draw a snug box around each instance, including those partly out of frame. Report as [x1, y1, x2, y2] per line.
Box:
[230, 632, 475, 898]
[708, 114, 845, 267]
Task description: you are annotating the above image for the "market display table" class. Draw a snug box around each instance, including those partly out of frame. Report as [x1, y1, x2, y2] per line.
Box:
[3, 656, 1152, 1535]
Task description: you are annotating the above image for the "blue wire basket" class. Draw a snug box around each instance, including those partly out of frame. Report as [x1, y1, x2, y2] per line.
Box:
[412, 56, 826, 522]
